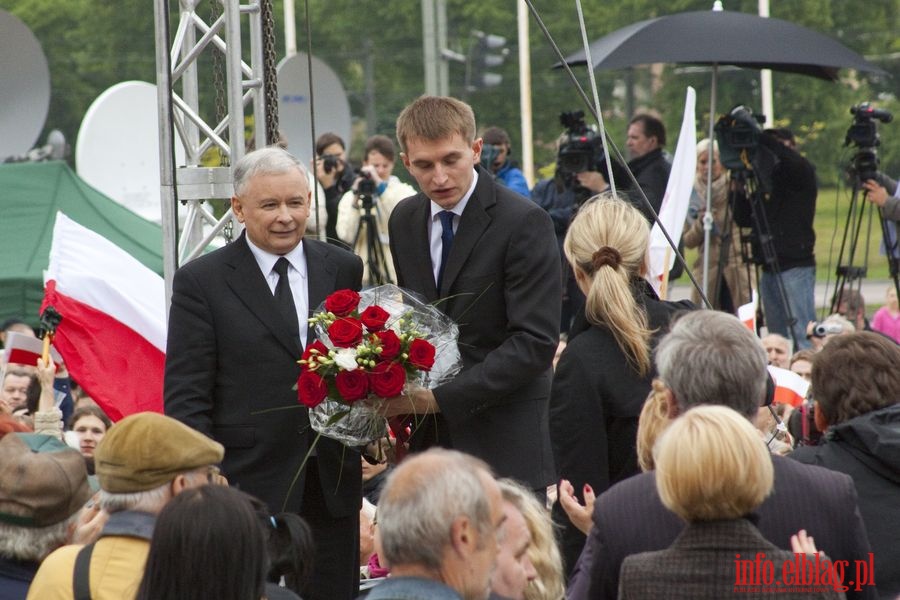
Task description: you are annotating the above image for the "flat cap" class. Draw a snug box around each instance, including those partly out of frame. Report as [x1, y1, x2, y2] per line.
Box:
[95, 412, 224, 493]
[0, 433, 92, 527]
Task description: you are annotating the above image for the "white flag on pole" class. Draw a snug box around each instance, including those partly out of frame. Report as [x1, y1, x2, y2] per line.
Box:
[646, 87, 697, 293]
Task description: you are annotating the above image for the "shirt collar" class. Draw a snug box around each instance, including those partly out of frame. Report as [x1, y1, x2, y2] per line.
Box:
[430, 168, 479, 220]
[245, 235, 307, 278]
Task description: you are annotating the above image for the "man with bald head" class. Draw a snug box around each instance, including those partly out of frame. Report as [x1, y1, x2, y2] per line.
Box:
[367, 448, 505, 600]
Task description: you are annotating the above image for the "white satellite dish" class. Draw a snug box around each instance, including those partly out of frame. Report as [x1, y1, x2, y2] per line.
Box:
[76, 81, 186, 223]
[0, 10, 50, 161]
[277, 53, 352, 165]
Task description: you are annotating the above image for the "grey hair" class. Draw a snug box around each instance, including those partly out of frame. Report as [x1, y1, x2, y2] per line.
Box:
[99, 468, 207, 514]
[233, 147, 308, 197]
[655, 311, 767, 418]
[0, 511, 81, 561]
[377, 449, 494, 572]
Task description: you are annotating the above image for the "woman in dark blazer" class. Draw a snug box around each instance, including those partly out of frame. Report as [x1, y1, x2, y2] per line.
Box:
[618, 406, 841, 600]
[549, 193, 691, 574]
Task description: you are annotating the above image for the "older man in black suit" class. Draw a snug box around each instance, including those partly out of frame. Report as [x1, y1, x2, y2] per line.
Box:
[566, 311, 876, 600]
[164, 147, 363, 600]
[381, 96, 561, 492]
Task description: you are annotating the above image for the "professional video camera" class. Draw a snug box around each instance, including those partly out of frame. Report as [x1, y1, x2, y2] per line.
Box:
[714, 105, 764, 171]
[557, 111, 604, 176]
[845, 102, 893, 183]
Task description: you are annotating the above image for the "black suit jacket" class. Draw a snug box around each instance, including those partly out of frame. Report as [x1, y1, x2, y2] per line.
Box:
[164, 233, 364, 516]
[567, 454, 875, 600]
[388, 166, 561, 488]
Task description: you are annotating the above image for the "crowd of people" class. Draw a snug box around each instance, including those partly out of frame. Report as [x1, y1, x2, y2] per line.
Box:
[1, 94, 898, 600]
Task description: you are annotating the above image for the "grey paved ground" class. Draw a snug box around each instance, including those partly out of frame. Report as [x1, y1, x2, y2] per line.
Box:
[668, 278, 894, 313]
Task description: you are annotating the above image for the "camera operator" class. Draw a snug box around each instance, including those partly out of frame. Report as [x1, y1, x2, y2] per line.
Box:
[481, 126, 530, 198]
[532, 112, 629, 334]
[862, 174, 900, 218]
[626, 113, 671, 223]
[335, 135, 415, 285]
[732, 126, 818, 349]
[314, 132, 356, 247]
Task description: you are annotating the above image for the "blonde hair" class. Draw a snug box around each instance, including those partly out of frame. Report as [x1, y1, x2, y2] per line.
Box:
[636, 380, 671, 472]
[395, 95, 476, 153]
[497, 479, 565, 600]
[563, 193, 653, 375]
[654, 405, 774, 522]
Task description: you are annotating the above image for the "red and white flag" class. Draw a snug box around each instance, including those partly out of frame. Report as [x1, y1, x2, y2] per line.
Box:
[737, 289, 758, 332]
[3, 331, 62, 369]
[647, 87, 697, 294]
[767, 365, 810, 408]
[42, 213, 166, 420]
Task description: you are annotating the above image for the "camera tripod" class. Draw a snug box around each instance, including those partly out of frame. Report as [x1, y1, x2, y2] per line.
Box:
[831, 175, 900, 315]
[731, 167, 801, 349]
[352, 191, 393, 286]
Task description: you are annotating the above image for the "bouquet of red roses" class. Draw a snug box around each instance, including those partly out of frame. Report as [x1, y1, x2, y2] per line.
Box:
[297, 284, 461, 446]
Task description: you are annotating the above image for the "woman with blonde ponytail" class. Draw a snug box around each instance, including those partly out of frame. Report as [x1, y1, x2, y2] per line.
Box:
[550, 193, 693, 575]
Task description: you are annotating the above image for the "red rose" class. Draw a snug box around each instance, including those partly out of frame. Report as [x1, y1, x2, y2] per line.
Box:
[297, 371, 327, 408]
[324, 289, 360, 316]
[300, 340, 329, 370]
[335, 369, 369, 403]
[328, 318, 363, 348]
[360, 305, 390, 332]
[374, 330, 401, 361]
[408, 338, 436, 371]
[369, 361, 406, 398]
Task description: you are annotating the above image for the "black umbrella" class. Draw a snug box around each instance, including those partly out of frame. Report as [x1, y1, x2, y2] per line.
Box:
[561, 8, 885, 80]
[558, 6, 885, 297]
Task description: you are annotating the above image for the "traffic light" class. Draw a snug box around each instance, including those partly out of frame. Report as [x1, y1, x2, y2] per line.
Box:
[467, 30, 508, 91]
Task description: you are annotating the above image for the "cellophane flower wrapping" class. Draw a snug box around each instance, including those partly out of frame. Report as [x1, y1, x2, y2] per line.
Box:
[304, 284, 462, 446]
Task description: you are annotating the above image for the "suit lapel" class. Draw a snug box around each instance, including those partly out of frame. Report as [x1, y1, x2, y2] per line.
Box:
[304, 239, 339, 344]
[439, 167, 494, 296]
[408, 196, 439, 301]
[224, 234, 301, 356]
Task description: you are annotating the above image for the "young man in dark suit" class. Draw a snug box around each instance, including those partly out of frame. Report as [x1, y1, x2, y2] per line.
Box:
[164, 147, 363, 600]
[381, 95, 561, 492]
[565, 311, 876, 600]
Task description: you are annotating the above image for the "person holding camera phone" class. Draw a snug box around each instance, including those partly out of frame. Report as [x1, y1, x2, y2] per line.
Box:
[314, 132, 356, 248]
[336, 135, 415, 285]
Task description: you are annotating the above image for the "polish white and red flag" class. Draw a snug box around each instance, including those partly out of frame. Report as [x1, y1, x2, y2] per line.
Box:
[3, 331, 63, 369]
[42, 213, 166, 421]
[737, 289, 758, 332]
[767, 365, 810, 408]
[647, 86, 697, 295]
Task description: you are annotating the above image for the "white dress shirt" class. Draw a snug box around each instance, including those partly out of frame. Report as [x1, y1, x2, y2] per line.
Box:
[245, 236, 309, 348]
[429, 169, 479, 286]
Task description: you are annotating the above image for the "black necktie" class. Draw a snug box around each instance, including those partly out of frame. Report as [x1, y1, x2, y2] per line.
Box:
[437, 210, 455, 291]
[273, 257, 299, 338]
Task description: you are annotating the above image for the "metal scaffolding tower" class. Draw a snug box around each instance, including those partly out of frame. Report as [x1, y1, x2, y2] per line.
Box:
[153, 0, 276, 304]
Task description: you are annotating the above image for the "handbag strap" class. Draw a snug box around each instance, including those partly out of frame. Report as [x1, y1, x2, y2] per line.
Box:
[72, 542, 96, 600]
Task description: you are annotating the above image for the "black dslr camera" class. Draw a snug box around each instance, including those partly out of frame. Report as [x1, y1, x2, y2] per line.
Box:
[321, 153, 342, 175]
[356, 170, 377, 210]
[846, 102, 893, 183]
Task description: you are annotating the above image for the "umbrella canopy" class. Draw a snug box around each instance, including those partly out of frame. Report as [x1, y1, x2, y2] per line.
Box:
[561, 9, 885, 80]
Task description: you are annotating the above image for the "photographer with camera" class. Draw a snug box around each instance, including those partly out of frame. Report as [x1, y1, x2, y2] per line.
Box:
[532, 112, 629, 334]
[335, 135, 415, 285]
[314, 132, 356, 248]
[481, 126, 530, 198]
[729, 119, 818, 350]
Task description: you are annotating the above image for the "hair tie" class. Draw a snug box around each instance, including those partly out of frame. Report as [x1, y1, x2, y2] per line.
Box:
[592, 246, 622, 271]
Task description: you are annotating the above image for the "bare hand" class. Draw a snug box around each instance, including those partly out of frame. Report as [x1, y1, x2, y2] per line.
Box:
[557, 478, 595, 535]
[575, 170, 608, 194]
[790, 529, 821, 556]
[862, 180, 889, 207]
[36, 357, 56, 412]
[376, 387, 440, 417]
[70, 495, 109, 545]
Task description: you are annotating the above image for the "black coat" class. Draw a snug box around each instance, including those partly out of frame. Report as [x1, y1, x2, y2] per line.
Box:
[550, 280, 692, 574]
[791, 404, 900, 600]
[627, 148, 671, 222]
